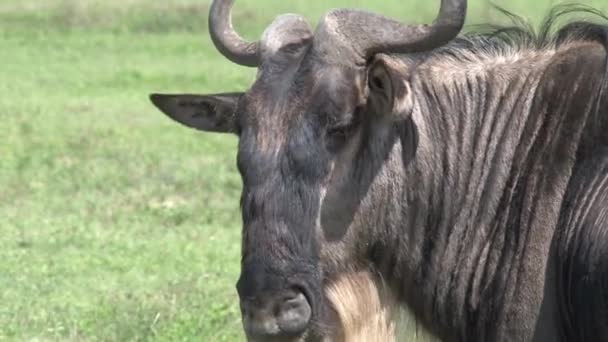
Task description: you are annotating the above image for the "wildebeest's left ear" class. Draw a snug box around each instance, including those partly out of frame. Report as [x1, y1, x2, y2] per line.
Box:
[366, 56, 413, 120]
[149, 93, 242, 134]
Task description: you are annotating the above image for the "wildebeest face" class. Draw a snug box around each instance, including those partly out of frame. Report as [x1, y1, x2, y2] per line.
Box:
[234, 61, 345, 340]
[150, 1, 465, 340]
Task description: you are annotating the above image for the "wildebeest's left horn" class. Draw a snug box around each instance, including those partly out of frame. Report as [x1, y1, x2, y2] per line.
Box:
[318, 0, 466, 61]
[209, 0, 260, 67]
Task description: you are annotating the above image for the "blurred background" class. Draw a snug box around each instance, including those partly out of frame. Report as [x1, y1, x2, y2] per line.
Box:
[1, 0, 606, 340]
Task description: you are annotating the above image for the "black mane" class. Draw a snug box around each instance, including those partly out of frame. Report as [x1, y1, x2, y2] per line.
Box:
[446, 3, 608, 53]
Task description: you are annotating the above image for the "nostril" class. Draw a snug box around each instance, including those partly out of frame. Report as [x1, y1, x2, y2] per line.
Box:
[242, 307, 281, 338]
[276, 292, 312, 335]
[241, 289, 312, 339]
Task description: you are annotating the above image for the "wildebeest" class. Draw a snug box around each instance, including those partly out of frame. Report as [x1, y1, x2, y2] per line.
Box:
[149, 0, 608, 340]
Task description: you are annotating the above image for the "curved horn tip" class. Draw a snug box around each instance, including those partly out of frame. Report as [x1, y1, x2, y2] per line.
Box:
[208, 0, 261, 67]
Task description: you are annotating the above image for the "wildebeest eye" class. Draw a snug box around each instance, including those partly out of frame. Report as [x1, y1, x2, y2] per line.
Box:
[325, 113, 360, 150]
[281, 42, 306, 54]
[327, 122, 356, 138]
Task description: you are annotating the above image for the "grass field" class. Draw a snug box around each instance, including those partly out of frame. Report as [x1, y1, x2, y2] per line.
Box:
[1, 0, 607, 340]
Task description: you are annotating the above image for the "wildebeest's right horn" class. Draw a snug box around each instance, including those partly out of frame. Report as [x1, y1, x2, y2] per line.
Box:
[209, 0, 260, 67]
[317, 0, 466, 62]
[362, 0, 467, 56]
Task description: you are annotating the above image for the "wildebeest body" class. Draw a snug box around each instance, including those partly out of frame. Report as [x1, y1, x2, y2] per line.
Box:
[150, 1, 608, 341]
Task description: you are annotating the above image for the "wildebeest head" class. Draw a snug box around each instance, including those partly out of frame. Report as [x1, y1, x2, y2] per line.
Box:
[150, 0, 466, 340]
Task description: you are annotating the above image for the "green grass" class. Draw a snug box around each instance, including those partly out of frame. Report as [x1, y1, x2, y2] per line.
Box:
[1, 0, 607, 340]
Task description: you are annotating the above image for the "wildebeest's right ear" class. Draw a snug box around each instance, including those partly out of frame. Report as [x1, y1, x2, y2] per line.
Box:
[367, 56, 413, 121]
[149, 93, 242, 134]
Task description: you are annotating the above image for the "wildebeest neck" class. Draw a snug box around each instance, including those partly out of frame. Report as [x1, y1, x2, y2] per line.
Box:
[358, 43, 606, 340]
[407, 49, 551, 337]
